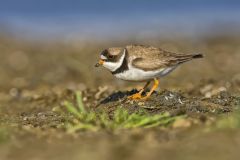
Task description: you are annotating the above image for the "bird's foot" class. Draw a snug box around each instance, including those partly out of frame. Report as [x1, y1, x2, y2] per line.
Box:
[128, 93, 152, 100]
[127, 79, 159, 100]
[128, 92, 152, 100]
[128, 92, 143, 100]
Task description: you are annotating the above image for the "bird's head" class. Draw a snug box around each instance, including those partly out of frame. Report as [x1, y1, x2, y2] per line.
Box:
[95, 47, 126, 72]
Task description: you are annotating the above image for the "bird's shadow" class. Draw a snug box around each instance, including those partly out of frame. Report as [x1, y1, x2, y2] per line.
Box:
[100, 89, 139, 104]
[99, 89, 156, 104]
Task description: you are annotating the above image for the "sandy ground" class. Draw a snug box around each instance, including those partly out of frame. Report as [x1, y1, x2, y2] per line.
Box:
[0, 34, 240, 160]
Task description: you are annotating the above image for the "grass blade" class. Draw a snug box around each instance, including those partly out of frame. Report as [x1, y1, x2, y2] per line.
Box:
[64, 101, 82, 118]
[76, 91, 86, 113]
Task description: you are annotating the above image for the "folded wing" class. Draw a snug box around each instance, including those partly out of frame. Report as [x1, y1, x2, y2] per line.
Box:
[127, 45, 202, 71]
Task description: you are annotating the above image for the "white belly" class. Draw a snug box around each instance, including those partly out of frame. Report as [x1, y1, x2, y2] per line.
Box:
[114, 65, 177, 81]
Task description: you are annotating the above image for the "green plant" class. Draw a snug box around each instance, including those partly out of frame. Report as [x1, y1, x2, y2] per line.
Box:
[215, 110, 240, 129]
[64, 91, 184, 133]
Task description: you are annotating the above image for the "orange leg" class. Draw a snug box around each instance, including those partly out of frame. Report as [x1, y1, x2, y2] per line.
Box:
[142, 78, 159, 100]
[128, 81, 151, 99]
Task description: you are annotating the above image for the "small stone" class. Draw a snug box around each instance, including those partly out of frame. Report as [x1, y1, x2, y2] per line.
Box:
[205, 92, 212, 98]
[83, 97, 88, 102]
[9, 88, 19, 97]
[178, 98, 183, 104]
[95, 86, 108, 99]
[52, 106, 61, 112]
[200, 84, 213, 94]
[23, 117, 28, 121]
[138, 102, 145, 106]
[32, 94, 41, 100]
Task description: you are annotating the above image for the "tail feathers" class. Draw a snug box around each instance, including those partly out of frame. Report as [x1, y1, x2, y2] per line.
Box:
[174, 53, 204, 65]
[192, 53, 204, 59]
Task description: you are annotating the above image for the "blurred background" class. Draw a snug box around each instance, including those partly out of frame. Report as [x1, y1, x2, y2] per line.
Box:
[0, 0, 240, 91]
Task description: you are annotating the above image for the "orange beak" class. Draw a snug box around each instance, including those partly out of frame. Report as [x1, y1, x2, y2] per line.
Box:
[95, 59, 104, 67]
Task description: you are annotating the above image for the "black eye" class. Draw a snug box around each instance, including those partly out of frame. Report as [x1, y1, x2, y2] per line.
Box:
[108, 55, 114, 59]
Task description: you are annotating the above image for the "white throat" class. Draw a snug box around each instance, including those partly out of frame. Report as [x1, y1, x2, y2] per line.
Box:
[103, 49, 126, 72]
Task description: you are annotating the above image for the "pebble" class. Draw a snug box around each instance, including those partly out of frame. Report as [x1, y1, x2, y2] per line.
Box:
[95, 86, 108, 99]
[23, 117, 28, 121]
[137, 102, 145, 106]
[9, 88, 20, 97]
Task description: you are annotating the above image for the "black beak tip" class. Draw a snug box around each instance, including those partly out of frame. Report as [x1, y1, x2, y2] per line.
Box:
[95, 63, 100, 67]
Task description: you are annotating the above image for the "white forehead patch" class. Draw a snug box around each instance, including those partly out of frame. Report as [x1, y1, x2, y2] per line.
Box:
[101, 55, 107, 60]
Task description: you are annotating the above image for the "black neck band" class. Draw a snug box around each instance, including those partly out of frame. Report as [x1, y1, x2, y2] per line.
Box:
[111, 56, 129, 75]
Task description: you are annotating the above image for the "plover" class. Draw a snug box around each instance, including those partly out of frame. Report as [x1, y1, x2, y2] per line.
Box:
[95, 44, 203, 100]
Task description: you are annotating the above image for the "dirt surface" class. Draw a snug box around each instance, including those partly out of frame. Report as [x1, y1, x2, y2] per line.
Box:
[0, 35, 240, 160]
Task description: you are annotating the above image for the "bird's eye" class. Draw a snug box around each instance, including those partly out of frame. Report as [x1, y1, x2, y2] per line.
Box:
[108, 55, 114, 59]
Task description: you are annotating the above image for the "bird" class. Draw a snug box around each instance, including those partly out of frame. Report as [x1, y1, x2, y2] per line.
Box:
[95, 44, 203, 100]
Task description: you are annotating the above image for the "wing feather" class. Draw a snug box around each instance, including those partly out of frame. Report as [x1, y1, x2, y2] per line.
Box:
[126, 45, 197, 71]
